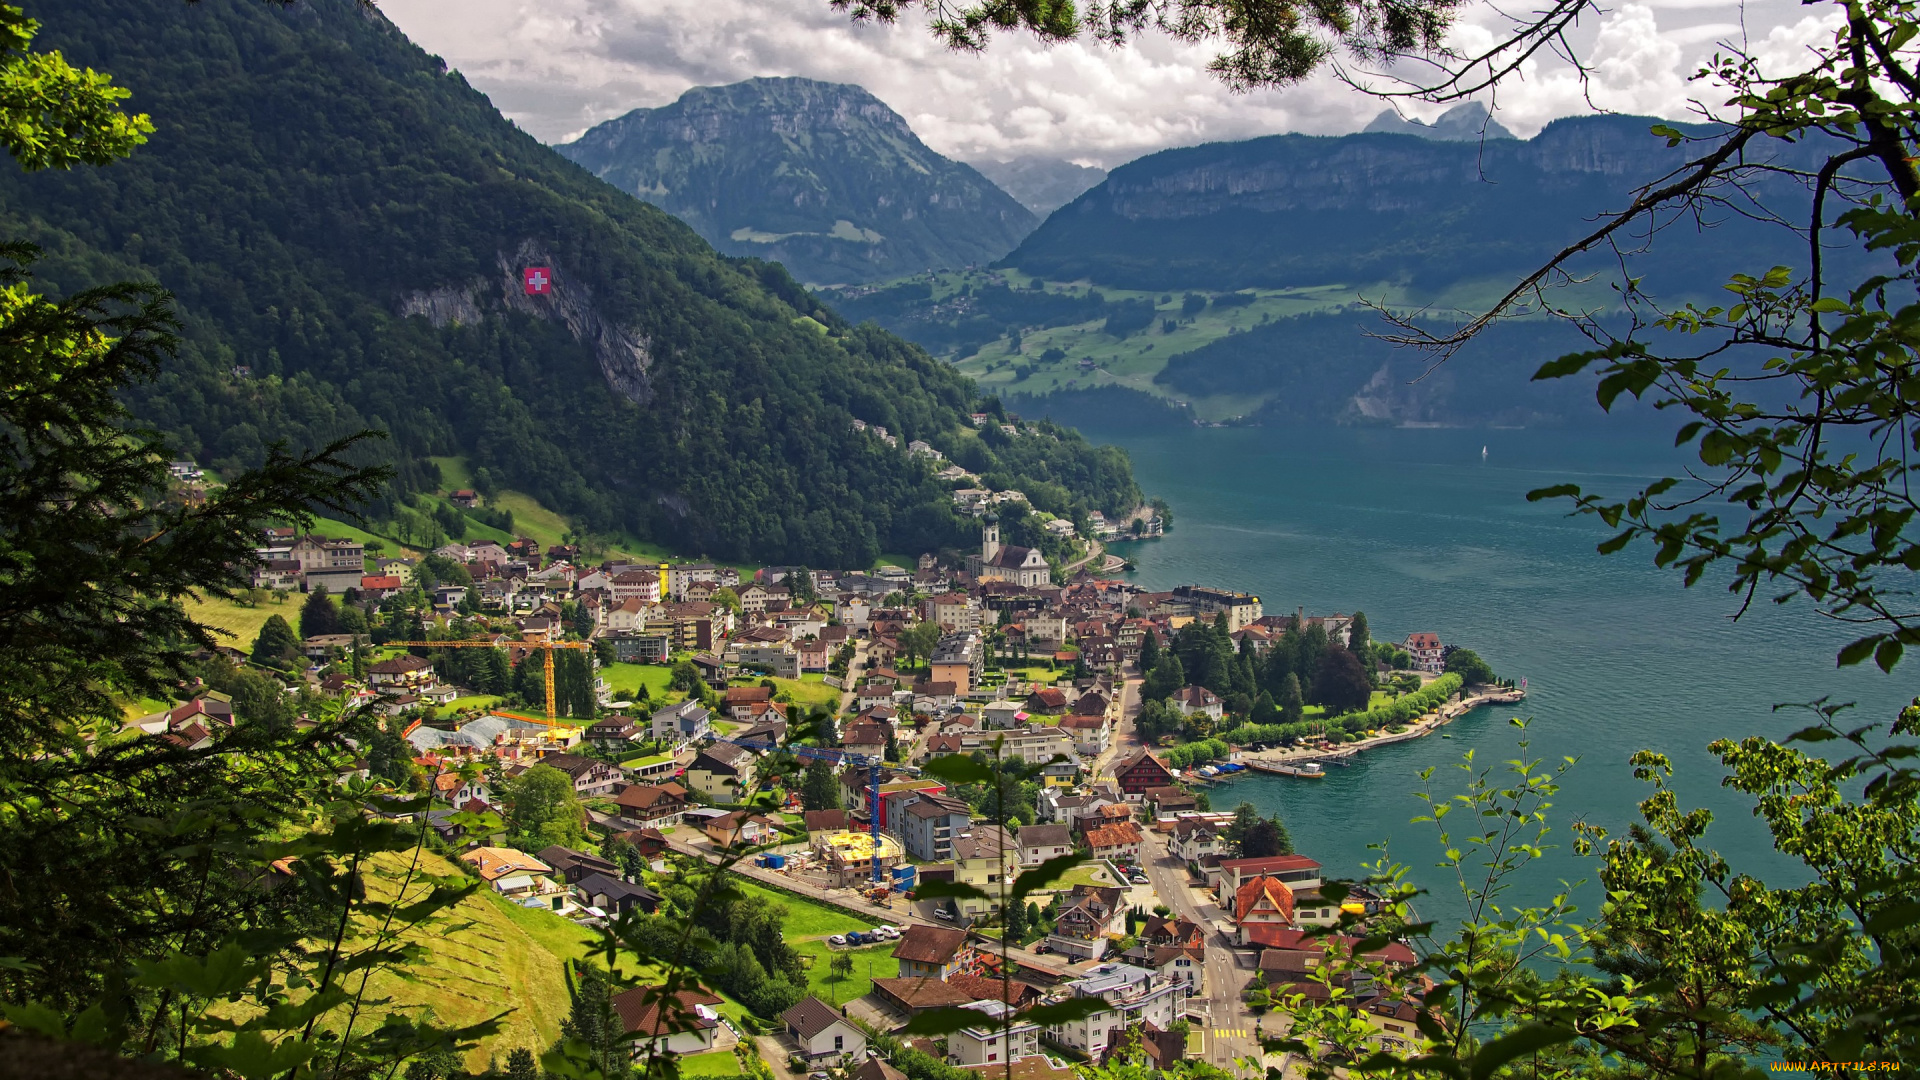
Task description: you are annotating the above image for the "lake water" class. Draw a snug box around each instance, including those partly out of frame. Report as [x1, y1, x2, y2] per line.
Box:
[1078, 422, 1916, 930]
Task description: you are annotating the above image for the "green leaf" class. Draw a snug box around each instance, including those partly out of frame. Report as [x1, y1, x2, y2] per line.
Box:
[1010, 853, 1088, 902]
[1532, 350, 1604, 381]
[1018, 997, 1112, 1026]
[187, 1032, 317, 1079]
[899, 1006, 994, 1035]
[1, 1000, 70, 1038]
[1470, 1024, 1577, 1080]
[918, 754, 995, 785]
[1837, 635, 1879, 667]
[911, 879, 991, 902]
[1526, 484, 1581, 502]
[131, 944, 263, 999]
[1863, 899, 1920, 935]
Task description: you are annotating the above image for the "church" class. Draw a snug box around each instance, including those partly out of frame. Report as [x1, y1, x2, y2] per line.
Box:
[967, 515, 1052, 588]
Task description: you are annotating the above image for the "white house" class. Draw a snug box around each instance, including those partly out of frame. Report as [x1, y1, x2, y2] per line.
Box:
[781, 997, 866, 1066]
[1170, 685, 1224, 720]
[1404, 632, 1445, 673]
[612, 986, 726, 1057]
[1016, 823, 1075, 867]
[1044, 963, 1187, 1058]
[946, 1000, 1040, 1067]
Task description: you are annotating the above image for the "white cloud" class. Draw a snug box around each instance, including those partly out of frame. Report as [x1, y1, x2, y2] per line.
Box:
[377, 0, 1830, 166]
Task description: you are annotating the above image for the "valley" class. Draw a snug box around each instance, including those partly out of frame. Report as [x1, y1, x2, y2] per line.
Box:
[824, 267, 1603, 424]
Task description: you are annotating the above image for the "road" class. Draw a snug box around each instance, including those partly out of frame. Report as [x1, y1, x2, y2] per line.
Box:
[1088, 670, 1260, 1068]
[833, 639, 869, 717]
[1139, 826, 1258, 1068]
[1058, 538, 1105, 576]
[1090, 674, 1142, 779]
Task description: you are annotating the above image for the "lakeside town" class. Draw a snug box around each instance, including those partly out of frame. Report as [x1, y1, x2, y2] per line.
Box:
[139, 503, 1519, 1079]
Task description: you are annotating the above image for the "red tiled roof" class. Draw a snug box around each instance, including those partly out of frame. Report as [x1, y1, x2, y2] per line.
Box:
[1219, 854, 1322, 876]
[611, 985, 723, 1036]
[1234, 875, 1297, 924]
[1084, 822, 1143, 850]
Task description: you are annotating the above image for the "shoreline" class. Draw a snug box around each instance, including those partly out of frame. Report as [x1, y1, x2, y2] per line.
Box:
[1224, 687, 1528, 773]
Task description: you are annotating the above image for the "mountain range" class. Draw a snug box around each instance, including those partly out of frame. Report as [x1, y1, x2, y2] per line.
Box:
[556, 78, 1036, 285]
[10, 0, 1136, 566]
[819, 109, 1858, 428]
[968, 156, 1110, 215]
[1003, 113, 1835, 293]
[1362, 101, 1515, 141]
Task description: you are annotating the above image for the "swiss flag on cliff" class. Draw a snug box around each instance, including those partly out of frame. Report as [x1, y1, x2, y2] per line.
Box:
[523, 267, 552, 295]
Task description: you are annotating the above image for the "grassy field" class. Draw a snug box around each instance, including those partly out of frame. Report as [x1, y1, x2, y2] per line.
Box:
[436, 694, 505, 719]
[997, 665, 1069, 687]
[1052, 863, 1115, 890]
[427, 455, 476, 489]
[678, 1051, 745, 1079]
[311, 515, 414, 558]
[356, 850, 595, 1072]
[121, 695, 174, 720]
[724, 875, 899, 1006]
[181, 591, 301, 649]
[770, 675, 840, 710]
[900, 267, 1533, 422]
[602, 662, 683, 705]
[729, 878, 871, 938]
[792, 939, 898, 1006]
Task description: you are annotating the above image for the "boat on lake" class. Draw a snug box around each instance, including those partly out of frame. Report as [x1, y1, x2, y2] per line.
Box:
[1248, 760, 1327, 778]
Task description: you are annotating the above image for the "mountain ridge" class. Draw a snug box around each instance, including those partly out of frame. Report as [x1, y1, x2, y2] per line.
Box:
[1002, 112, 1825, 292]
[556, 77, 1036, 285]
[6, 0, 1137, 566]
[968, 156, 1110, 216]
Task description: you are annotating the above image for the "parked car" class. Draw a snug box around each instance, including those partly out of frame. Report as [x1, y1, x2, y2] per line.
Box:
[1032, 943, 1052, 955]
[828, 935, 847, 946]
[934, 908, 955, 921]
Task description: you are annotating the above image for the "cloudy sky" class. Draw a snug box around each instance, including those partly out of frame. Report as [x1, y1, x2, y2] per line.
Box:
[379, 0, 1842, 168]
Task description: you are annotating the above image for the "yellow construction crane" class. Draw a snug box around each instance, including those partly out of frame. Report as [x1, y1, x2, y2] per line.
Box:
[386, 638, 593, 729]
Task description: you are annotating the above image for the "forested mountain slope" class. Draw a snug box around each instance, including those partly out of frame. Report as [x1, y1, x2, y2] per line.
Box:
[1004, 115, 1840, 293]
[556, 78, 1035, 285]
[6, 0, 1134, 566]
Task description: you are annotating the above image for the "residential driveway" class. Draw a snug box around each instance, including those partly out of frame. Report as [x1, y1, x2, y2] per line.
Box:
[753, 1034, 803, 1080]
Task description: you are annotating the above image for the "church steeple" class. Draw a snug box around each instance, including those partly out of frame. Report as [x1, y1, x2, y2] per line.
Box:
[983, 513, 1001, 563]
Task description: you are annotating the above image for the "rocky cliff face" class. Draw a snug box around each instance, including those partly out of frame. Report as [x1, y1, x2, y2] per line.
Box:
[969, 156, 1110, 216]
[1007, 114, 1829, 292]
[1080, 116, 1698, 221]
[557, 77, 1036, 285]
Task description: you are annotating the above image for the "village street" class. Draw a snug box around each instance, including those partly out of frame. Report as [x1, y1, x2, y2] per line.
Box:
[1139, 827, 1260, 1068]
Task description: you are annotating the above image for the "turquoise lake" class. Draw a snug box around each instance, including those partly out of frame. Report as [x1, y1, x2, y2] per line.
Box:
[1080, 422, 1916, 930]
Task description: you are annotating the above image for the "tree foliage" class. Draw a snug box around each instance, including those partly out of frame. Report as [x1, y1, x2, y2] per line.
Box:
[1444, 647, 1496, 686]
[5, 0, 1139, 569]
[505, 764, 586, 852]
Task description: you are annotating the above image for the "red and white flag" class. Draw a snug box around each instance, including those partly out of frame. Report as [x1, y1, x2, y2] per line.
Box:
[523, 267, 552, 295]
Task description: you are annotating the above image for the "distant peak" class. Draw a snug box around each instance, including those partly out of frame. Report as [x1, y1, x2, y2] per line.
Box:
[1364, 101, 1515, 141]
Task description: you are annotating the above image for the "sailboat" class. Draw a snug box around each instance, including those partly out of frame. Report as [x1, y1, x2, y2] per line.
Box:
[1481, 445, 1488, 460]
